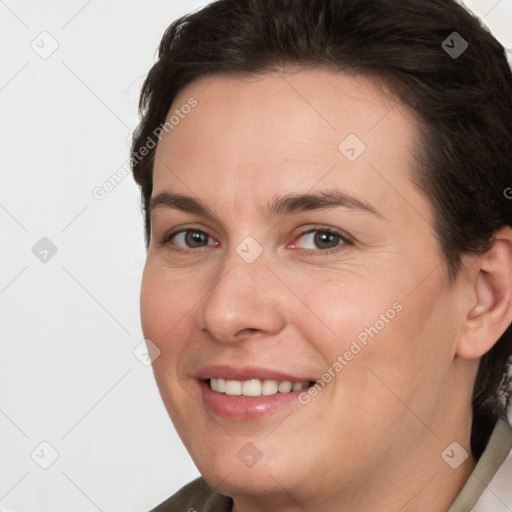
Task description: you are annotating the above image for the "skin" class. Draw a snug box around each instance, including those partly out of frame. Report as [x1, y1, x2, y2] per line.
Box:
[140, 68, 512, 512]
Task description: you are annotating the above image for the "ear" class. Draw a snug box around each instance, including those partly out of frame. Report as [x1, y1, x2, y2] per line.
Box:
[457, 226, 512, 359]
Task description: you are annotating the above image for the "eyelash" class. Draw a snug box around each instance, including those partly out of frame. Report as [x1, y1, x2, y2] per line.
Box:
[158, 225, 353, 255]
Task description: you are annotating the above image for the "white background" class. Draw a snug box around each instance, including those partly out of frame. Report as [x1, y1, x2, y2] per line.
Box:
[0, 1, 511, 511]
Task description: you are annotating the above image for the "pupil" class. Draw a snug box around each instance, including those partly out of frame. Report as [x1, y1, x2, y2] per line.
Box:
[186, 231, 207, 247]
[315, 232, 338, 249]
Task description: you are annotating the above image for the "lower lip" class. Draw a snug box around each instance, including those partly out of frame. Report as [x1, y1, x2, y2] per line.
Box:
[198, 380, 307, 420]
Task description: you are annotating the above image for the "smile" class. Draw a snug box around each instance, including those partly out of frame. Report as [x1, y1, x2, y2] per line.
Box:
[208, 378, 313, 397]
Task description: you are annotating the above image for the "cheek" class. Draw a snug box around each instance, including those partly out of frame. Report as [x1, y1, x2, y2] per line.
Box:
[296, 272, 439, 397]
[139, 262, 196, 353]
[297, 273, 397, 347]
[139, 263, 198, 420]
[140, 267, 166, 342]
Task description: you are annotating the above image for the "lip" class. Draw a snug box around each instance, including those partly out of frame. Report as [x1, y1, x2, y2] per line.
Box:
[197, 379, 311, 420]
[194, 365, 317, 421]
[194, 364, 316, 382]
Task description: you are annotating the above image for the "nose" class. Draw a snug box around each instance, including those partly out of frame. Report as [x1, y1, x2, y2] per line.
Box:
[198, 253, 287, 343]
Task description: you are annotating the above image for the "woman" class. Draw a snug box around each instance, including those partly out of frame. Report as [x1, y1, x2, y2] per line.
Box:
[131, 0, 512, 510]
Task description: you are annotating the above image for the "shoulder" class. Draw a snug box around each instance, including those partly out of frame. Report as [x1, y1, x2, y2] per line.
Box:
[148, 476, 232, 512]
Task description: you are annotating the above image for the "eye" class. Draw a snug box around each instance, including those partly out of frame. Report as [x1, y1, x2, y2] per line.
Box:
[160, 229, 218, 250]
[290, 228, 350, 252]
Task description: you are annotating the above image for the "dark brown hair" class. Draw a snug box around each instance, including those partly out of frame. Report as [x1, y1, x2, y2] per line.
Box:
[131, 0, 512, 457]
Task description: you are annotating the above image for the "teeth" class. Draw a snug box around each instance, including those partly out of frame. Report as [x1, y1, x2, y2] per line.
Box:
[225, 380, 242, 396]
[209, 378, 310, 397]
[217, 378, 226, 393]
[242, 379, 261, 396]
[262, 379, 278, 395]
[278, 381, 293, 393]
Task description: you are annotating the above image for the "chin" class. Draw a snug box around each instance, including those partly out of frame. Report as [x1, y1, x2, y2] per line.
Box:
[195, 436, 309, 494]
[201, 463, 299, 499]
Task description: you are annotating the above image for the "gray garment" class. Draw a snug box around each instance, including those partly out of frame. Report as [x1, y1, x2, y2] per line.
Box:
[149, 418, 512, 512]
[448, 418, 512, 511]
[149, 476, 232, 512]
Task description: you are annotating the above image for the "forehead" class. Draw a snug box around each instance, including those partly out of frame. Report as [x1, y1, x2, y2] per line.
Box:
[152, 68, 428, 222]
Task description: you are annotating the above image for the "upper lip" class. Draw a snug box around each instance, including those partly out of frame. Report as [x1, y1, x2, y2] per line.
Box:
[194, 365, 316, 383]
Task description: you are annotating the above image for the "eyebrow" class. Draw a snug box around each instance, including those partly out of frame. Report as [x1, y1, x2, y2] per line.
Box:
[267, 190, 381, 217]
[149, 190, 382, 219]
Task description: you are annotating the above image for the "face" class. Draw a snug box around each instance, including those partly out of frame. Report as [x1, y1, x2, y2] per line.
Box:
[141, 69, 471, 506]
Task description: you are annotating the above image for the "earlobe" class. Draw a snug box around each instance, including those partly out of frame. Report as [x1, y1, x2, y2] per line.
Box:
[457, 228, 512, 360]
